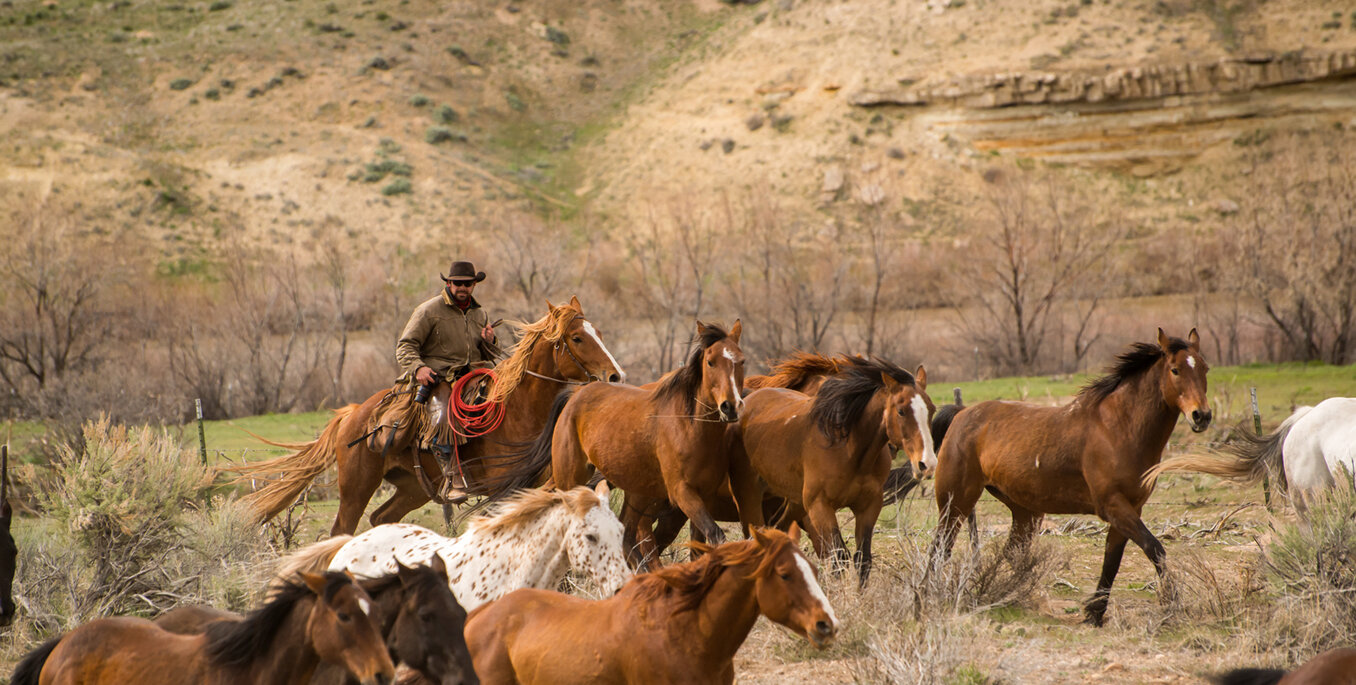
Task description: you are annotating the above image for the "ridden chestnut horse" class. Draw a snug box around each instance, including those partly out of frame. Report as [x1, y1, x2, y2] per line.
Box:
[11, 571, 394, 685]
[496, 321, 762, 560]
[1210, 647, 1356, 685]
[230, 297, 625, 535]
[929, 328, 1212, 626]
[154, 558, 477, 685]
[738, 356, 936, 585]
[463, 528, 837, 685]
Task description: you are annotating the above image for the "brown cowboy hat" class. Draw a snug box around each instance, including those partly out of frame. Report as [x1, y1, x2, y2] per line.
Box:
[441, 260, 487, 283]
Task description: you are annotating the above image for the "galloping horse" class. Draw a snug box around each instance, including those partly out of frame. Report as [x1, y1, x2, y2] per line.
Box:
[275, 485, 630, 611]
[929, 329, 1211, 626]
[738, 356, 935, 584]
[11, 571, 394, 685]
[231, 297, 625, 535]
[463, 528, 837, 685]
[497, 321, 761, 563]
[154, 558, 477, 685]
[1145, 397, 1356, 510]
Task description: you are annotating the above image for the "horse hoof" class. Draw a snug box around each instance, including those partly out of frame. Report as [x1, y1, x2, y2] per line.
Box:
[1082, 612, 1106, 627]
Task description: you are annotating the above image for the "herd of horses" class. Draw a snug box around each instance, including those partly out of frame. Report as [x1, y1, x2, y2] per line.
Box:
[6, 297, 1356, 684]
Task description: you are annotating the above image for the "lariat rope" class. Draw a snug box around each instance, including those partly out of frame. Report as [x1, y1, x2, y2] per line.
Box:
[444, 368, 506, 487]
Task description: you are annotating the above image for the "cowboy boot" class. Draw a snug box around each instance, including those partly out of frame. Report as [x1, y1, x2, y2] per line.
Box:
[432, 442, 470, 505]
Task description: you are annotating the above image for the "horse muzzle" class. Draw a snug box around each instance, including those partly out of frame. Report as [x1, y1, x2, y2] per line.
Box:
[1189, 408, 1212, 433]
[718, 401, 740, 423]
[808, 619, 836, 648]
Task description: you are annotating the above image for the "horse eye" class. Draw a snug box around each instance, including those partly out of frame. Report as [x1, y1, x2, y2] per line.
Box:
[586, 533, 599, 543]
[337, 612, 352, 622]
[706, 360, 714, 367]
[1170, 368, 1180, 376]
[573, 336, 582, 343]
[779, 572, 792, 581]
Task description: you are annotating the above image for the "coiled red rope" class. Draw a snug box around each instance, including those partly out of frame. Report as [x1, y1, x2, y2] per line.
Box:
[444, 368, 506, 488]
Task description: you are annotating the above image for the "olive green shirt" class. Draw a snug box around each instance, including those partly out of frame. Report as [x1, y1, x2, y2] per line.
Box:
[395, 289, 492, 380]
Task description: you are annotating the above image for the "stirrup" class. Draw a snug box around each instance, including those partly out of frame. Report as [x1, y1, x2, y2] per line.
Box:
[432, 444, 469, 504]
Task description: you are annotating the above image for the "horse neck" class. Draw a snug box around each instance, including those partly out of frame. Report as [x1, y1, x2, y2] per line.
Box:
[682, 562, 762, 666]
[445, 506, 570, 602]
[1099, 367, 1179, 463]
[498, 341, 566, 438]
[842, 392, 890, 462]
[231, 596, 322, 685]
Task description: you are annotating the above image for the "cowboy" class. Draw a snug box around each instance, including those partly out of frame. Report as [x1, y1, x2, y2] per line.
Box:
[394, 260, 497, 503]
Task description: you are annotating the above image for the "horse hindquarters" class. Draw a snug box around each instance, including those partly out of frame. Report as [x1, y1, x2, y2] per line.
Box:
[11, 637, 60, 685]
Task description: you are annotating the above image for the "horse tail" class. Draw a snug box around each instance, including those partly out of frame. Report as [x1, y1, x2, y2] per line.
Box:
[459, 388, 576, 521]
[1141, 411, 1306, 491]
[11, 636, 61, 685]
[1208, 667, 1287, 685]
[270, 535, 353, 592]
[931, 403, 965, 449]
[222, 406, 356, 523]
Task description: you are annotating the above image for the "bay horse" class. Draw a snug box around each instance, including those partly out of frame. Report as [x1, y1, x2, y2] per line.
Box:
[11, 571, 394, 685]
[463, 528, 837, 685]
[1145, 397, 1356, 510]
[1210, 647, 1356, 685]
[275, 485, 630, 611]
[230, 297, 625, 535]
[154, 558, 477, 685]
[738, 356, 935, 585]
[929, 328, 1212, 626]
[496, 321, 761, 562]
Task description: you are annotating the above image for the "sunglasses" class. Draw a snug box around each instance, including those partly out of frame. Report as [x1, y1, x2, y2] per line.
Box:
[450, 280, 475, 287]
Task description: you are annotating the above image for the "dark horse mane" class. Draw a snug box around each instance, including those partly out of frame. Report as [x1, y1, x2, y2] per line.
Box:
[205, 570, 351, 668]
[810, 356, 916, 444]
[1079, 337, 1190, 406]
[654, 323, 732, 415]
[631, 534, 791, 614]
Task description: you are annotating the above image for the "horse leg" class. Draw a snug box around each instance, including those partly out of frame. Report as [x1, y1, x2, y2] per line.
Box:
[1085, 528, 1129, 627]
[669, 482, 725, 546]
[332, 446, 386, 536]
[549, 421, 591, 491]
[650, 506, 691, 561]
[852, 497, 883, 588]
[369, 467, 432, 528]
[728, 444, 767, 535]
[1086, 497, 1169, 627]
[987, 487, 1044, 560]
[806, 497, 849, 575]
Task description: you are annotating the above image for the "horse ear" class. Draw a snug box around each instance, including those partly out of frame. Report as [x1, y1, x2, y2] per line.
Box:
[751, 527, 776, 548]
[729, 319, 742, 343]
[569, 295, 582, 312]
[1187, 328, 1201, 350]
[594, 479, 611, 503]
[915, 365, 928, 391]
[298, 571, 329, 595]
[880, 372, 901, 394]
[695, 319, 708, 334]
[545, 299, 556, 311]
[429, 553, 448, 578]
[1156, 327, 1170, 352]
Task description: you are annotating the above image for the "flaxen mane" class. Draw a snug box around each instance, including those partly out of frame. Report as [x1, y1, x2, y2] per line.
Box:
[1079, 338, 1189, 406]
[810, 356, 916, 443]
[654, 323, 731, 415]
[489, 304, 583, 403]
[466, 487, 598, 537]
[631, 534, 791, 613]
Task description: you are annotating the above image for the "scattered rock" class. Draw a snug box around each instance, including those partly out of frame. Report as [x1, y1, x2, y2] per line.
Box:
[366, 56, 392, 71]
[745, 114, 765, 131]
[699, 139, 714, 151]
[822, 167, 844, 194]
[887, 147, 905, 159]
[721, 138, 735, 154]
[857, 183, 885, 206]
[1213, 199, 1240, 215]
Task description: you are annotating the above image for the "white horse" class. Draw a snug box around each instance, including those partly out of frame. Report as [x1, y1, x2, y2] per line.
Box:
[276, 485, 631, 611]
[1145, 397, 1356, 507]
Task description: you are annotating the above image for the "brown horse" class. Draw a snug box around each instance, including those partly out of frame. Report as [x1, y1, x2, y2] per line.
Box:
[11, 571, 394, 685]
[496, 321, 760, 565]
[745, 351, 852, 394]
[154, 557, 477, 685]
[463, 528, 837, 685]
[929, 328, 1212, 626]
[738, 356, 935, 585]
[0, 444, 16, 628]
[230, 297, 625, 535]
[1211, 647, 1356, 685]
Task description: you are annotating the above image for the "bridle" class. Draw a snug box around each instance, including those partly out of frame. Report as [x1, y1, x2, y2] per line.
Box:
[524, 315, 599, 386]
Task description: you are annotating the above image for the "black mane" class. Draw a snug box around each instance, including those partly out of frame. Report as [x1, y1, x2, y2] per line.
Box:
[204, 570, 350, 668]
[654, 323, 732, 414]
[810, 356, 917, 443]
[1080, 337, 1189, 405]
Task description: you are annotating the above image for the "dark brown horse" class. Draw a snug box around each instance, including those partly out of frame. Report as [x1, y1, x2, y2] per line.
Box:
[738, 356, 935, 585]
[155, 558, 477, 685]
[463, 528, 837, 685]
[1211, 647, 1356, 685]
[230, 297, 625, 535]
[0, 444, 17, 628]
[929, 329, 1212, 626]
[11, 571, 394, 685]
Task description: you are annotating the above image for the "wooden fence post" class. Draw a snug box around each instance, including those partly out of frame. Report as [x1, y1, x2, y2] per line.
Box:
[1251, 387, 1271, 510]
[196, 398, 208, 466]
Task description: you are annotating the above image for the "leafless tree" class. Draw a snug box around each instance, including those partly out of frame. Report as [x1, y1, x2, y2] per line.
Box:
[490, 209, 572, 321]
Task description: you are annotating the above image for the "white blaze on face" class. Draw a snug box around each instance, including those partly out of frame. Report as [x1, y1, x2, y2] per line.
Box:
[911, 395, 936, 470]
[1186, 355, 1196, 369]
[358, 598, 372, 616]
[793, 552, 838, 628]
[582, 321, 626, 382]
[723, 349, 744, 409]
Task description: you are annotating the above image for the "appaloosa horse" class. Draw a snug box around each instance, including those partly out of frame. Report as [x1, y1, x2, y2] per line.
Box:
[463, 528, 837, 685]
[11, 571, 394, 685]
[929, 328, 1211, 626]
[229, 297, 625, 535]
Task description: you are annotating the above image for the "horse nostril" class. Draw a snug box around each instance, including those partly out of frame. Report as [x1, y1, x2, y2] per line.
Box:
[608, 373, 620, 383]
[1191, 410, 1202, 423]
[815, 620, 834, 636]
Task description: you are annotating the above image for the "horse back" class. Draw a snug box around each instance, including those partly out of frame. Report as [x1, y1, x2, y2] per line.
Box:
[1287, 397, 1356, 490]
[465, 589, 616, 685]
[41, 617, 207, 684]
[155, 605, 241, 635]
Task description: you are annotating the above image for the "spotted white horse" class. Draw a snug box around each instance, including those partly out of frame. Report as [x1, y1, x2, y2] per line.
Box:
[1146, 397, 1356, 510]
[276, 484, 631, 610]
